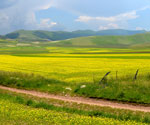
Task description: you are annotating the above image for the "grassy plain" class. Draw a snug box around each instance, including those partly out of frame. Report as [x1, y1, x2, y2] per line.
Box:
[1, 39, 150, 124]
[1, 46, 150, 103]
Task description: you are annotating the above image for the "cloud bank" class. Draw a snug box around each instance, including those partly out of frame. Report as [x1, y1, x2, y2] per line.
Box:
[76, 11, 139, 30]
[0, 0, 150, 34]
[0, 0, 64, 34]
[76, 6, 150, 30]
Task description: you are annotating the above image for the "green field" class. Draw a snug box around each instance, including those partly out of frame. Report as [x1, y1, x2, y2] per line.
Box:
[1, 36, 150, 124]
[1, 45, 150, 103]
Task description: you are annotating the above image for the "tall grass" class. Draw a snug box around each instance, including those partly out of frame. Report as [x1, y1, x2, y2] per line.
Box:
[75, 73, 150, 104]
[0, 70, 67, 93]
[1, 70, 150, 104]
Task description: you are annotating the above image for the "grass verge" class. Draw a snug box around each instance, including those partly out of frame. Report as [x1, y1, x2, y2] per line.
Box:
[0, 89, 150, 124]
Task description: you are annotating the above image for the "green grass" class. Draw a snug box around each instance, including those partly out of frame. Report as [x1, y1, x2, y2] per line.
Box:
[1, 70, 150, 104]
[0, 70, 68, 94]
[0, 47, 49, 55]
[74, 76, 150, 104]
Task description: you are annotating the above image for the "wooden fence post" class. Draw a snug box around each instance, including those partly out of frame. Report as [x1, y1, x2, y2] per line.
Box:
[134, 69, 139, 80]
[99, 72, 111, 84]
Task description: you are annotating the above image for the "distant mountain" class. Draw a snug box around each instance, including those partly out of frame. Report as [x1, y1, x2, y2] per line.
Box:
[0, 35, 5, 39]
[4, 29, 146, 42]
[49, 32, 150, 48]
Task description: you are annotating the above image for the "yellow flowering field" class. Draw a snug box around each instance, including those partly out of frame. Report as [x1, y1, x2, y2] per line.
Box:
[0, 99, 145, 125]
[0, 53, 150, 84]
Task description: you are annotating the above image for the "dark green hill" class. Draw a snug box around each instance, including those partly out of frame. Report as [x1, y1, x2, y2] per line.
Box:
[4, 29, 146, 42]
[49, 32, 150, 48]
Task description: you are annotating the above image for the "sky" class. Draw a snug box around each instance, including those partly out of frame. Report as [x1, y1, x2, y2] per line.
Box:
[0, 0, 150, 34]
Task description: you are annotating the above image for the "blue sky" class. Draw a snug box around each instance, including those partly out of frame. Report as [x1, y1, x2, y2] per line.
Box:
[0, 0, 150, 34]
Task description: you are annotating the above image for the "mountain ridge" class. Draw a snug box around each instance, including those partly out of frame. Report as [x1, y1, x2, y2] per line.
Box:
[49, 32, 150, 48]
[3, 29, 146, 42]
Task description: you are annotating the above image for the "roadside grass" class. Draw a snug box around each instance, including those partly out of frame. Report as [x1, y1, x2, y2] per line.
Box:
[74, 74, 150, 104]
[1, 100, 139, 125]
[0, 101, 143, 125]
[0, 89, 150, 124]
[0, 70, 68, 94]
[1, 70, 150, 104]
[74, 80, 150, 104]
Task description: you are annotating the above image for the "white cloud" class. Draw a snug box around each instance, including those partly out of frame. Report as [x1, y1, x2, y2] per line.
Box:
[38, 18, 57, 29]
[99, 23, 119, 30]
[76, 11, 138, 23]
[75, 7, 150, 30]
[76, 16, 92, 23]
[139, 6, 150, 11]
[136, 27, 145, 30]
[0, 0, 64, 34]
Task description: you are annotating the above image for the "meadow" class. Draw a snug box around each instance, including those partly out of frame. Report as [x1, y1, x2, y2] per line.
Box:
[1, 46, 150, 104]
[1, 41, 150, 124]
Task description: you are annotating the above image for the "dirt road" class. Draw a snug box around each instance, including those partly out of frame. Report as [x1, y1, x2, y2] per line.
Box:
[0, 85, 150, 112]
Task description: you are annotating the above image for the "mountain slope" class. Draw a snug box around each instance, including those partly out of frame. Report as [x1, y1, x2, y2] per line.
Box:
[4, 29, 146, 42]
[49, 32, 150, 48]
